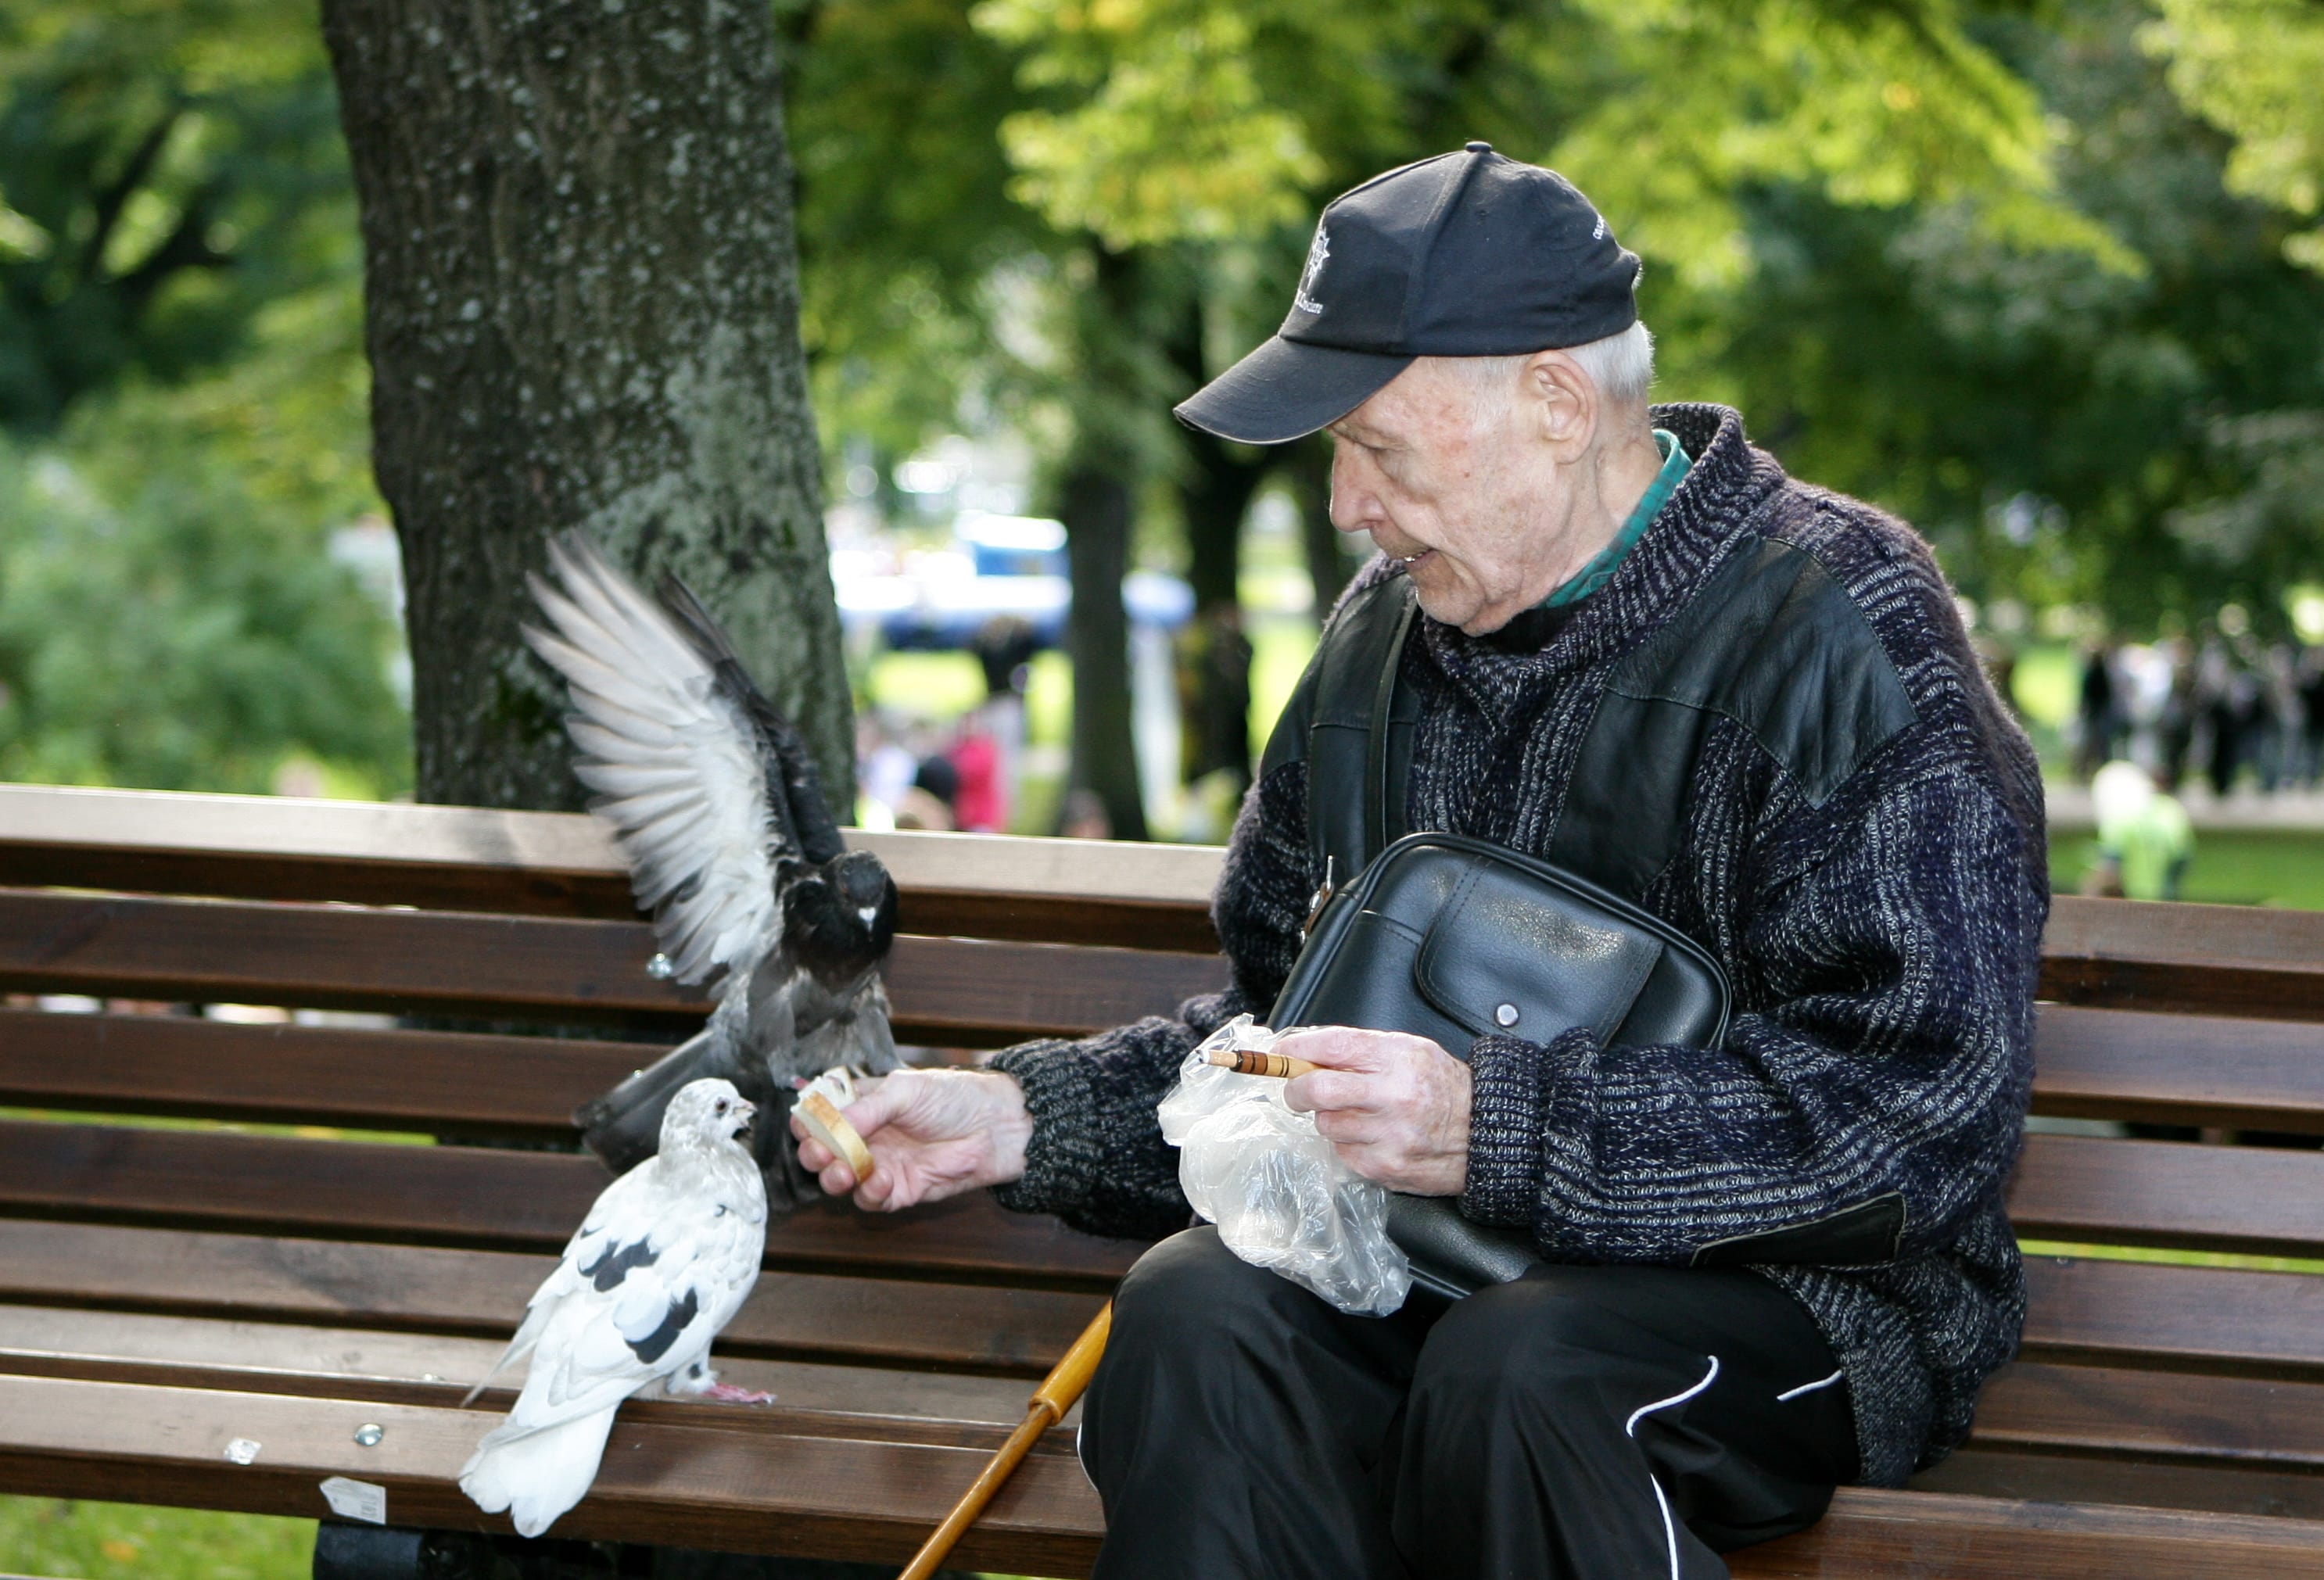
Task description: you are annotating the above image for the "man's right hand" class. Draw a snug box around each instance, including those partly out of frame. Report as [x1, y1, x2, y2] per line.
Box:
[791, 1067, 1031, 1212]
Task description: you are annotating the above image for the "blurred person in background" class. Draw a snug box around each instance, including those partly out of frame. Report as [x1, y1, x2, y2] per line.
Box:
[2074, 641, 2120, 781]
[2086, 760, 2193, 901]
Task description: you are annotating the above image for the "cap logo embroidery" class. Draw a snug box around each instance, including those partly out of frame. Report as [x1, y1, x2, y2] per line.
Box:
[1294, 222, 1330, 314]
[1592, 215, 1606, 240]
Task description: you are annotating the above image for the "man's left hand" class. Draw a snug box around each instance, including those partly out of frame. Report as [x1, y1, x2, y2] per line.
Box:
[1275, 1026, 1470, 1196]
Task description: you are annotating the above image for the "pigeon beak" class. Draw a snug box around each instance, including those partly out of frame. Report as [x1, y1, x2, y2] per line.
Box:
[857, 905, 879, 928]
[732, 1098, 756, 1138]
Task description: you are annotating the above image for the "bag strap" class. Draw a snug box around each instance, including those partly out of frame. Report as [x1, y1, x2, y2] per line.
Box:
[1300, 575, 1419, 884]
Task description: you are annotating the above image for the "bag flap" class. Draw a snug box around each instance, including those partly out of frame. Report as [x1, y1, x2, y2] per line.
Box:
[1413, 852, 1666, 1044]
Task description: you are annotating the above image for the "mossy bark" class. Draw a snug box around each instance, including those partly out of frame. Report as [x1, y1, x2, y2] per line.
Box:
[321, 0, 849, 812]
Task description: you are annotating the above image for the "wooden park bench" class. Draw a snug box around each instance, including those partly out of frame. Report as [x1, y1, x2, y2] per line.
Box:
[5, 779, 2324, 1576]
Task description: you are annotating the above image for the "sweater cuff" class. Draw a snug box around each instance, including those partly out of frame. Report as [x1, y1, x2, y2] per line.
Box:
[982, 1039, 1108, 1219]
[1459, 1033, 1551, 1228]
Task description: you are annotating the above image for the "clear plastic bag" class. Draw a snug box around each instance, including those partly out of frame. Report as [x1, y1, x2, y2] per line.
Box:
[1157, 1015, 1411, 1316]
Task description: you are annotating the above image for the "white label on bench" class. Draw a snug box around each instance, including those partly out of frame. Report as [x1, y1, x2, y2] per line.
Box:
[321, 1476, 389, 1525]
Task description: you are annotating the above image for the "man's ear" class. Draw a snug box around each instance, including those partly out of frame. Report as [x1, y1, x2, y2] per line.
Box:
[1521, 349, 1596, 460]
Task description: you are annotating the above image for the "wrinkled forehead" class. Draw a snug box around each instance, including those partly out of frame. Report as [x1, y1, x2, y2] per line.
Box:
[1329, 358, 1492, 444]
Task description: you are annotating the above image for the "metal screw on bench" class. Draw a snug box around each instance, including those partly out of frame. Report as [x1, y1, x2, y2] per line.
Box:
[895, 1302, 1114, 1580]
[353, 1423, 383, 1447]
[645, 951, 675, 980]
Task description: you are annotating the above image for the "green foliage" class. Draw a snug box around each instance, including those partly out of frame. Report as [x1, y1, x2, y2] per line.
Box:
[0, 0, 355, 433]
[967, 0, 2125, 281]
[1684, 0, 2324, 632]
[2145, 0, 2324, 270]
[0, 0, 396, 797]
[0, 404, 408, 795]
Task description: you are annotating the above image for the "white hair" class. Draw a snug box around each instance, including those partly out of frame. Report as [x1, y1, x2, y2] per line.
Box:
[1449, 320, 1656, 424]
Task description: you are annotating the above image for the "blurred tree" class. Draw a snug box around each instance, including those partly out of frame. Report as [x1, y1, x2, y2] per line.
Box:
[0, 0, 403, 797]
[792, 0, 2132, 832]
[2146, 0, 2324, 274]
[0, 420, 404, 794]
[1691, 0, 2324, 632]
[0, 0, 350, 433]
[321, 0, 849, 811]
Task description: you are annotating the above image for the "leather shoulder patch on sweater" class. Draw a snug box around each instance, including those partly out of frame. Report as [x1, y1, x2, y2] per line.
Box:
[1607, 535, 1917, 806]
[1689, 1191, 1907, 1268]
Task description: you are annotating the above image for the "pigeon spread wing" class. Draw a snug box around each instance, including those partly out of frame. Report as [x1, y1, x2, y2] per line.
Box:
[523, 533, 795, 987]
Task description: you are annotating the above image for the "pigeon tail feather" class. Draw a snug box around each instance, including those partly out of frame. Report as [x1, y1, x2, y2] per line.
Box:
[459, 1406, 619, 1539]
[573, 1023, 740, 1177]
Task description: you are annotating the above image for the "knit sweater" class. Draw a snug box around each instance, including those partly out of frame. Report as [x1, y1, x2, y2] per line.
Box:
[988, 402, 2047, 1487]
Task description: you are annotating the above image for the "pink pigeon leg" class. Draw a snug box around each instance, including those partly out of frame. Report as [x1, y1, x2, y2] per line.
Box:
[698, 1380, 778, 1404]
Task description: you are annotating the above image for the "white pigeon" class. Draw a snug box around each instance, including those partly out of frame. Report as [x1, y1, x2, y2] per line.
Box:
[459, 1077, 770, 1539]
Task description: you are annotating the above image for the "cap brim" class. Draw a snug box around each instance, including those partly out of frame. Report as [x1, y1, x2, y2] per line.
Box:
[1174, 335, 1415, 445]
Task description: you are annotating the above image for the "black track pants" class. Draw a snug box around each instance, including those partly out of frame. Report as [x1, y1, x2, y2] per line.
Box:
[1078, 1227, 1859, 1580]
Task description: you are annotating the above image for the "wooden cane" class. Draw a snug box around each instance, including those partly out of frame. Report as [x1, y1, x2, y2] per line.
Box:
[895, 1301, 1114, 1580]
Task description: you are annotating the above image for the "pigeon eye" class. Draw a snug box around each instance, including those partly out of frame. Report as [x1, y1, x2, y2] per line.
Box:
[714, 1100, 728, 1114]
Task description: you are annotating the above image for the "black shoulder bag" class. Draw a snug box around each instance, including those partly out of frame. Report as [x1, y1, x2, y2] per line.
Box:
[1267, 575, 1731, 1300]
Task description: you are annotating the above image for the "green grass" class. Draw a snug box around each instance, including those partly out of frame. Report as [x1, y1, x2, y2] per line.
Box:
[2020, 1240, 2324, 1276]
[0, 1105, 435, 1145]
[0, 1497, 314, 1580]
[2050, 829, 2324, 910]
[2010, 643, 2080, 730]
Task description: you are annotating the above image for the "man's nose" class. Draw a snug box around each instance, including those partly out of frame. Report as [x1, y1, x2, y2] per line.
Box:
[1327, 447, 1377, 535]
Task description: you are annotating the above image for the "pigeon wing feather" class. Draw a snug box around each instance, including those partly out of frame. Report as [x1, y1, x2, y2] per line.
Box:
[524, 533, 792, 986]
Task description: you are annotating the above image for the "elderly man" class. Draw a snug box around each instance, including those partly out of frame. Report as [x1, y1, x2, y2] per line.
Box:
[798, 146, 2046, 1580]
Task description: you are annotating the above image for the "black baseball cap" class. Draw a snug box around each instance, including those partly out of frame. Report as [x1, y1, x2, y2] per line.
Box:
[1175, 143, 1641, 445]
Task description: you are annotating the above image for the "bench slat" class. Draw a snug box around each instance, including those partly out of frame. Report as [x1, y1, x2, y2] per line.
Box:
[1915, 1447, 2324, 1522]
[9, 1362, 2323, 1580]
[2033, 1005, 2324, 1133]
[2042, 894, 2324, 1020]
[2007, 1134, 2324, 1258]
[0, 1008, 640, 1138]
[10, 783, 2324, 1020]
[0, 1220, 1105, 1377]
[9, 1119, 2314, 1270]
[0, 1120, 1142, 1287]
[1731, 1486, 2324, 1578]
[1973, 1360, 2324, 1467]
[9, 999, 2322, 1141]
[0, 1370, 1104, 1572]
[0, 783, 1224, 951]
[0, 889, 1224, 1038]
[10, 1224, 2321, 1397]
[2022, 1257, 2324, 1381]
[0, 1304, 1042, 1428]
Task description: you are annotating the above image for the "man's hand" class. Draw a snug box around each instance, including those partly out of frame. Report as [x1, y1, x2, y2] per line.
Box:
[791, 1068, 1031, 1212]
[1275, 1026, 1472, 1195]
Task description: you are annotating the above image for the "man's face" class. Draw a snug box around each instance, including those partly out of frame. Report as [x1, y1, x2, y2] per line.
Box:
[1325, 357, 1580, 636]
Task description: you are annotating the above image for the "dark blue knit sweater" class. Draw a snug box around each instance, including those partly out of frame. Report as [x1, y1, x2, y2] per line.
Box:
[988, 402, 2048, 1486]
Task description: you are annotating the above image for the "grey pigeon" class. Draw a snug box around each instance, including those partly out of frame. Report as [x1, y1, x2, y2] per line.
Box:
[460, 1077, 769, 1538]
[523, 532, 902, 1204]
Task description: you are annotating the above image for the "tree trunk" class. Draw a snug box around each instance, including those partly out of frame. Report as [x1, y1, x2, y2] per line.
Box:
[1054, 243, 1150, 841]
[1059, 461, 1147, 840]
[1168, 300, 1272, 617]
[321, 0, 849, 812]
[1286, 435, 1355, 614]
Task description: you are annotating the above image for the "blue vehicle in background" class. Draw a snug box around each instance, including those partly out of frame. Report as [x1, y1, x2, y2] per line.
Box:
[833, 512, 1192, 652]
